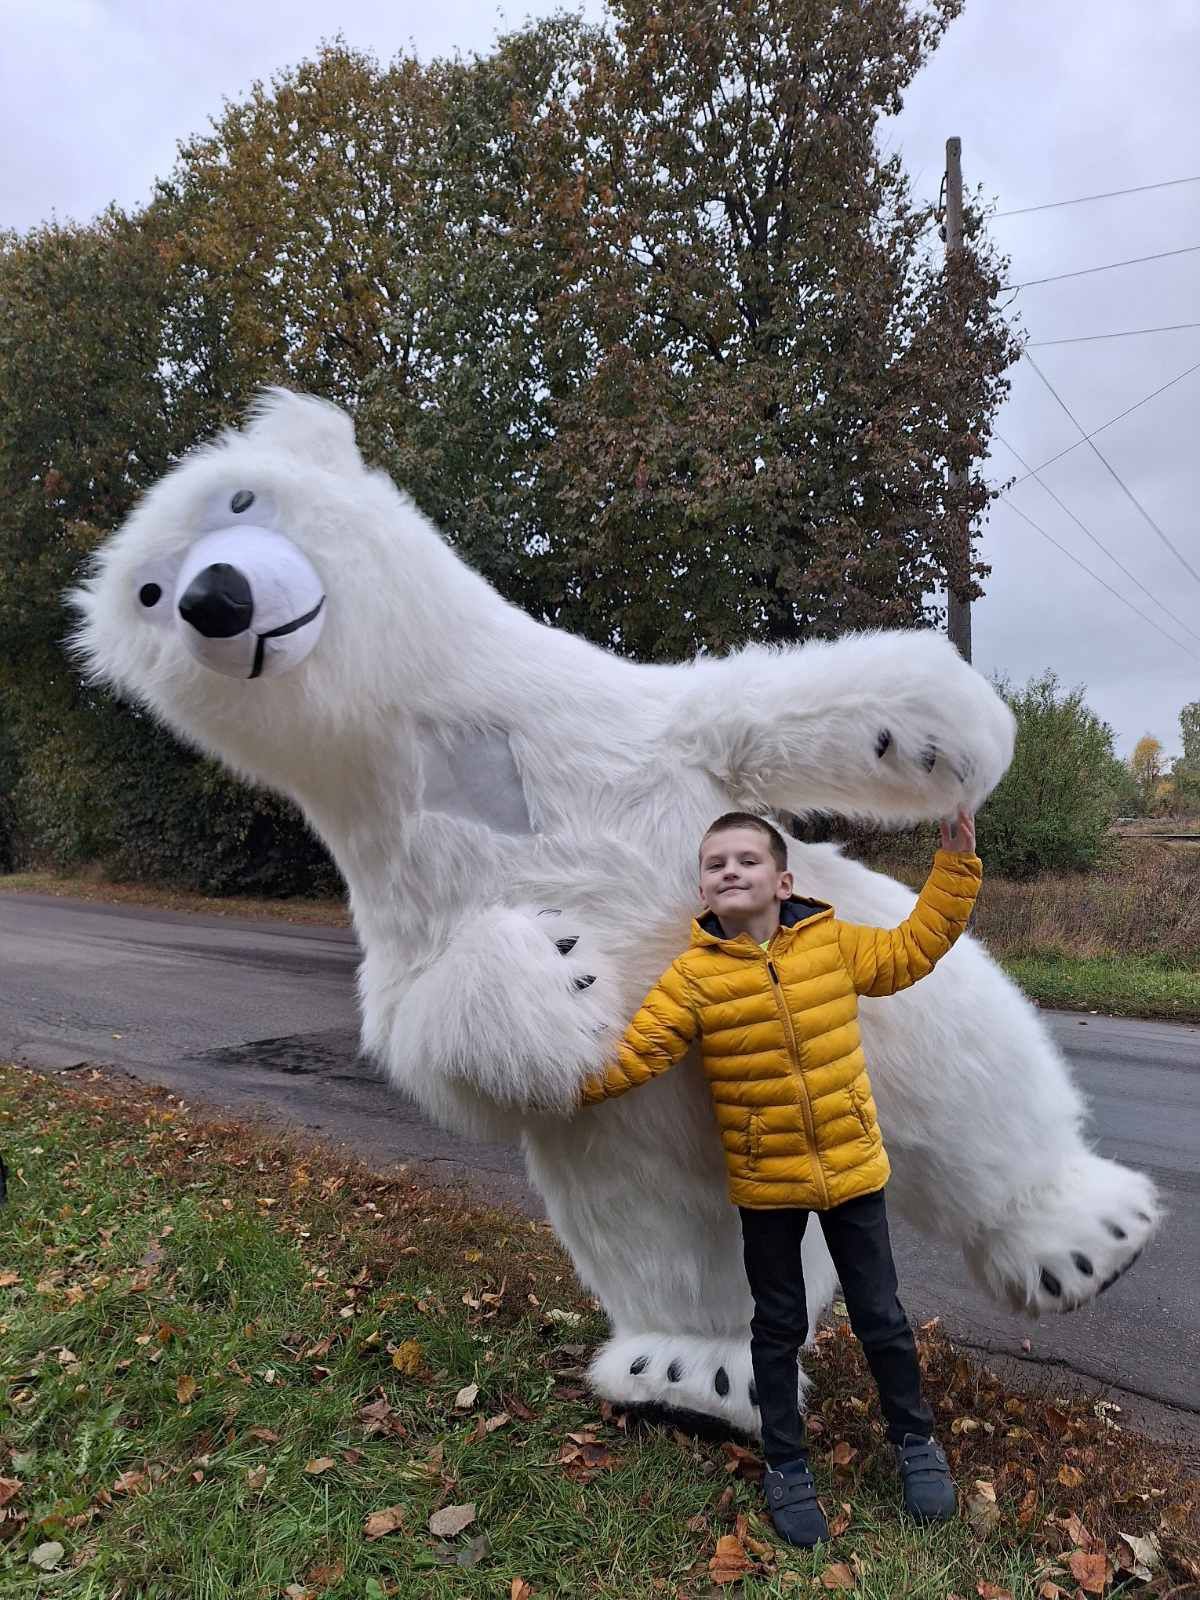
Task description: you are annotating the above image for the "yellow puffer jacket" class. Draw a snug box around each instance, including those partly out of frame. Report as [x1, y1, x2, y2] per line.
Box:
[580, 850, 982, 1210]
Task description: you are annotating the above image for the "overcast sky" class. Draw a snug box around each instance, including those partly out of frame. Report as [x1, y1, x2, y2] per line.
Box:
[4, 0, 1198, 756]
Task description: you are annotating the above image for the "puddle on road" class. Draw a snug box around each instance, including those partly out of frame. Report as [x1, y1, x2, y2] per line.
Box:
[196, 1029, 379, 1080]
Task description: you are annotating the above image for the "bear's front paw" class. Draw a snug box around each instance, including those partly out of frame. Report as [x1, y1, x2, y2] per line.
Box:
[536, 908, 596, 990]
[875, 729, 973, 788]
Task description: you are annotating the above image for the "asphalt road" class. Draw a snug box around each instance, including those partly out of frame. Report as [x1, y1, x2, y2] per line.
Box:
[2, 888, 1198, 1442]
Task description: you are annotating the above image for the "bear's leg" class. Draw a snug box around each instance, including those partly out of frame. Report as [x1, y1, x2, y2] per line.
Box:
[856, 940, 1162, 1315]
[524, 1072, 840, 1437]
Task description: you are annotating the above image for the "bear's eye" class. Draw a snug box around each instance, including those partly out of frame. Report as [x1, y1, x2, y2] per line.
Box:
[139, 582, 163, 607]
[230, 490, 255, 514]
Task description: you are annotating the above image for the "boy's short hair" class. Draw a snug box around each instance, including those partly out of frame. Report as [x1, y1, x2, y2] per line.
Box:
[701, 812, 789, 871]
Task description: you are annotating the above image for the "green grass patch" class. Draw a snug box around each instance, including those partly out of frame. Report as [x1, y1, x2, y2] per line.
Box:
[0, 1068, 1196, 1598]
[1000, 952, 1200, 1022]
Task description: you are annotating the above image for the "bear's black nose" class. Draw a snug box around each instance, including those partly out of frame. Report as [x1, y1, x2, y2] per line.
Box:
[178, 563, 254, 638]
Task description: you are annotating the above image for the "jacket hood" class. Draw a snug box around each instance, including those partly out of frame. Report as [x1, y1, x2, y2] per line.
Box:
[692, 894, 833, 952]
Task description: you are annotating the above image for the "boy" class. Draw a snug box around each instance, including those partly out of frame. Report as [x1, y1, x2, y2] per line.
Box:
[579, 809, 981, 1547]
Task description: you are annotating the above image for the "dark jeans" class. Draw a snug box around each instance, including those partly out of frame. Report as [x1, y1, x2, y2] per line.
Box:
[739, 1188, 933, 1467]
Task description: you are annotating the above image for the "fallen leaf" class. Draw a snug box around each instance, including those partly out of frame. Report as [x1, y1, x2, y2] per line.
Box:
[1017, 1487, 1038, 1529]
[1115, 1531, 1160, 1579]
[975, 1585, 1014, 1600]
[829, 1441, 857, 1469]
[511, 1581, 533, 1600]
[967, 1486, 1001, 1538]
[304, 1559, 345, 1589]
[364, 1504, 407, 1540]
[28, 1541, 65, 1572]
[429, 1502, 477, 1538]
[112, 1470, 148, 1495]
[686, 1513, 707, 1534]
[1038, 1584, 1065, 1599]
[827, 1502, 852, 1537]
[247, 1426, 281, 1444]
[175, 1374, 198, 1404]
[454, 1382, 480, 1410]
[1067, 1549, 1109, 1595]
[709, 1534, 756, 1583]
[819, 1560, 855, 1589]
[246, 1464, 268, 1492]
[304, 1457, 336, 1475]
[0, 1478, 21, 1508]
[1056, 1464, 1084, 1488]
[1056, 1513, 1094, 1548]
[0, 1271, 21, 1287]
[391, 1339, 424, 1375]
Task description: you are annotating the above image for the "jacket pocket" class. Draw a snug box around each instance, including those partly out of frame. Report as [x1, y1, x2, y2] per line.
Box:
[849, 1081, 876, 1138]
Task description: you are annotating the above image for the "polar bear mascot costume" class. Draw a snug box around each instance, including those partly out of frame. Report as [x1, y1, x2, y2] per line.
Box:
[72, 391, 1159, 1437]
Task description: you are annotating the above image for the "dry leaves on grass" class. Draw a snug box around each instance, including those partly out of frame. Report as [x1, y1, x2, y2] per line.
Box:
[304, 1457, 335, 1475]
[557, 1428, 616, 1480]
[511, 1582, 533, 1600]
[967, 1479, 1001, 1538]
[708, 1534, 757, 1584]
[363, 1504, 407, 1540]
[975, 1583, 1013, 1600]
[428, 1502, 477, 1539]
[1066, 1548, 1112, 1595]
[390, 1339, 424, 1375]
[828, 1440, 857, 1470]
[454, 1381, 480, 1410]
[0, 1478, 21, 1508]
[819, 1560, 856, 1589]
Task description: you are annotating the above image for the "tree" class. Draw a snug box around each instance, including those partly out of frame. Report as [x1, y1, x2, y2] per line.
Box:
[490, 0, 1020, 657]
[981, 673, 1127, 877]
[1179, 701, 1200, 769]
[1129, 735, 1164, 812]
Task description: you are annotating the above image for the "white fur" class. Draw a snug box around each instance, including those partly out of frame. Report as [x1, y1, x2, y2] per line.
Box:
[70, 391, 1162, 1433]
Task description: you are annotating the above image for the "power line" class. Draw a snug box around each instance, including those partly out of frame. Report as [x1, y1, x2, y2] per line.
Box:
[997, 495, 1200, 665]
[1010, 356, 1200, 480]
[1001, 242, 1200, 291]
[1029, 322, 1200, 347]
[994, 433, 1200, 646]
[1024, 351, 1200, 589]
[994, 174, 1200, 218]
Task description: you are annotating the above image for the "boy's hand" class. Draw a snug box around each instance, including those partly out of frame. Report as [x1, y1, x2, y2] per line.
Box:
[938, 807, 976, 855]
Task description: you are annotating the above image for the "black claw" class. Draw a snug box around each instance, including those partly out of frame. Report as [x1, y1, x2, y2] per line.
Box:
[667, 1359, 683, 1382]
[748, 1382, 758, 1407]
[629, 1355, 649, 1375]
[1071, 1252, 1094, 1277]
[573, 974, 596, 991]
[1097, 1246, 1144, 1298]
[1040, 1268, 1063, 1298]
[714, 1366, 730, 1397]
[1136, 1211, 1152, 1224]
[875, 729, 892, 758]
[920, 744, 938, 772]
[554, 936, 579, 955]
[1104, 1221, 1127, 1241]
[537, 908, 562, 917]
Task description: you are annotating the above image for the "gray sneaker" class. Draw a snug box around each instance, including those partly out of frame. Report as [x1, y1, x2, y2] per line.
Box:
[763, 1458, 830, 1548]
[893, 1434, 956, 1523]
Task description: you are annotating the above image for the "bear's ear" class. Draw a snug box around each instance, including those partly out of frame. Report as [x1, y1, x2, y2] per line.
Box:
[242, 388, 364, 477]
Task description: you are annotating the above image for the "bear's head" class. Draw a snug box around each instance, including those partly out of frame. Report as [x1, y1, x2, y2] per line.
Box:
[70, 389, 492, 790]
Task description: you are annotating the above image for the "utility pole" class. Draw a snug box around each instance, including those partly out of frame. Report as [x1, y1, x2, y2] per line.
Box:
[943, 135, 972, 663]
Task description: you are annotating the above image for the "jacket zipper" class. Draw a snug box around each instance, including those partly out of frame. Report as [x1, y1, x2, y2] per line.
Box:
[767, 959, 830, 1208]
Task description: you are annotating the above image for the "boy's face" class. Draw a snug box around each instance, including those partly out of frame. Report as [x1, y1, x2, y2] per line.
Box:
[698, 827, 793, 919]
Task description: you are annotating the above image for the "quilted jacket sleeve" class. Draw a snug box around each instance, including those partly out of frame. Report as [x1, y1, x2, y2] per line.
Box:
[836, 850, 982, 998]
[579, 959, 700, 1106]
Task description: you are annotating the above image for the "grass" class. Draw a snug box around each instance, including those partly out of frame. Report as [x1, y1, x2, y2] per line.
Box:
[0, 870, 350, 928]
[1000, 953, 1200, 1022]
[1, 1067, 1197, 1599]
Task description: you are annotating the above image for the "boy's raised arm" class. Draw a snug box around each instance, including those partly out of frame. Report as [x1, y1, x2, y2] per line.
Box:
[579, 960, 699, 1106]
[837, 812, 981, 998]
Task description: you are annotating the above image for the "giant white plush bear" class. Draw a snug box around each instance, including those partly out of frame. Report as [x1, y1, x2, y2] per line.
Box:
[73, 391, 1160, 1437]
